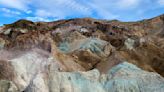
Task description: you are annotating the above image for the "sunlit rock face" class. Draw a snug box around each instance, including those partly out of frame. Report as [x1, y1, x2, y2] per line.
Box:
[48, 62, 164, 92]
[105, 62, 164, 92]
[0, 15, 164, 92]
[0, 58, 164, 92]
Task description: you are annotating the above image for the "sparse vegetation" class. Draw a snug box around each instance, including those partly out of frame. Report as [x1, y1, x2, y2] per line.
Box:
[4, 19, 36, 30]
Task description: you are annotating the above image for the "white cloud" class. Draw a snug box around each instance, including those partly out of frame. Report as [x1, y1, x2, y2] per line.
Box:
[0, 0, 29, 11]
[62, 0, 91, 13]
[87, 2, 119, 19]
[158, 0, 164, 6]
[32, 0, 92, 18]
[35, 9, 54, 18]
[0, 0, 124, 20]
[116, 0, 140, 9]
[26, 17, 56, 22]
[1, 8, 21, 15]
[26, 10, 32, 14]
[0, 0, 92, 19]
[1, 0, 162, 22]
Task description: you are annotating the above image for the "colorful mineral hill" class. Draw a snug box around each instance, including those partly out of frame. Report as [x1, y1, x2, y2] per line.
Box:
[0, 14, 164, 92]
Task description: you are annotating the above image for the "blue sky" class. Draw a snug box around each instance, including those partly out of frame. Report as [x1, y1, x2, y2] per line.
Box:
[0, 0, 164, 25]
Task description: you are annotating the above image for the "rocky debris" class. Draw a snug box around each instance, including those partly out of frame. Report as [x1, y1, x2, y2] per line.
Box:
[0, 49, 59, 92]
[59, 38, 113, 55]
[124, 36, 140, 50]
[47, 62, 164, 92]
[124, 38, 135, 50]
[96, 52, 123, 73]
[0, 80, 18, 92]
[0, 60, 15, 81]
[0, 38, 5, 49]
[57, 37, 115, 70]
[104, 62, 164, 92]
[0, 58, 164, 92]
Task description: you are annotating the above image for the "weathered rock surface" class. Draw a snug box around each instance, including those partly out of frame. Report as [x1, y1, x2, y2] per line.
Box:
[0, 14, 164, 91]
[48, 62, 164, 92]
[0, 54, 164, 92]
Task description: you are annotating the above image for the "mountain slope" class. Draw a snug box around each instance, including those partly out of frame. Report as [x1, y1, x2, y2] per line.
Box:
[0, 14, 164, 92]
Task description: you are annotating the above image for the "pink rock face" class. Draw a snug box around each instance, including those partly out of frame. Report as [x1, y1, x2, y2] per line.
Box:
[0, 15, 164, 92]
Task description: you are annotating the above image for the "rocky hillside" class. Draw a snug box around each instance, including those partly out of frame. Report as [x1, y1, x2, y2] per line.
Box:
[0, 14, 164, 92]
